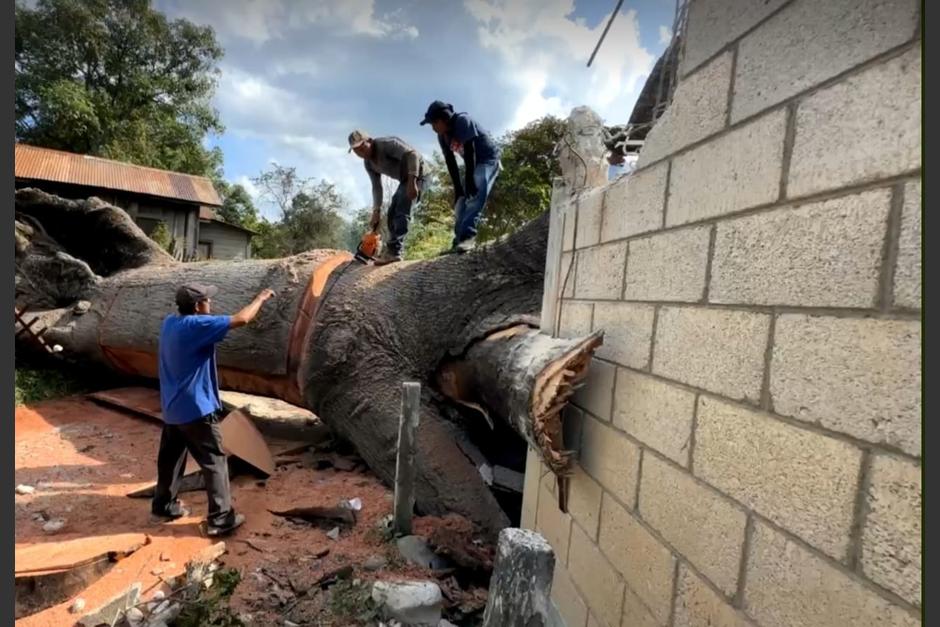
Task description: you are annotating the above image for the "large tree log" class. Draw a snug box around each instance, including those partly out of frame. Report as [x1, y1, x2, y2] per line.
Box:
[14, 188, 602, 533]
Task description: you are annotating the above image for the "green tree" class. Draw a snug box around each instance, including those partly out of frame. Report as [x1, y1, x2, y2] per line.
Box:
[215, 181, 261, 230]
[15, 0, 224, 176]
[148, 220, 172, 252]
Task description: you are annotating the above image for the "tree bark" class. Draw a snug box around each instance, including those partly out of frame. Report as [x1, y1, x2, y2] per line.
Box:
[14, 188, 603, 533]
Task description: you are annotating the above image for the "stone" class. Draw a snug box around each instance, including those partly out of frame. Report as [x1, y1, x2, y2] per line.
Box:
[710, 190, 891, 307]
[481, 528, 555, 627]
[771, 315, 921, 455]
[788, 46, 921, 197]
[639, 52, 732, 165]
[667, 109, 786, 226]
[861, 455, 922, 606]
[396, 536, 450, 571]
[600, 161, 668, 241]
[639, 454, 746, 595]
[15, 484, 35, 495]
[78, 583, 141, 627]
[371, 580, 443, 626]
[69, 598, 86, 614]
[744, 521, 919, 627]
[653, 306, 769, 403]
[574, 242, 627, 299]
[894, 179, 922, 309]
[695, 396, 861, 559]
[364, 555, 388, 572]
[123, 607, 144, 626]
[591, 302, 655, 369]
[326, 527, 340, 541]
[42, 518, 66, 533]
[598, 496, 674, 624]
[732, 0, 919, 122]
[613, 369, 695, 466]
[674, 565, 751, 627]
[680, 0, 790, 75]
[578, 415, 641, 507]
[624, 225, 711, 302]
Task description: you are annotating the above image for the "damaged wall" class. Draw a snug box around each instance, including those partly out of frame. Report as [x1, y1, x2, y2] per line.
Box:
[525, 0, 922, 626]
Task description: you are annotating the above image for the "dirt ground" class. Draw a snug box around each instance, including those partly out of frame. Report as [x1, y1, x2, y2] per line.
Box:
[15, 395, 487, 626]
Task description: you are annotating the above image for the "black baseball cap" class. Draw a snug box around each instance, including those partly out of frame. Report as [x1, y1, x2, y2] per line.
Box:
[175, 283, 218, 309]
[420, 100, 454, 125]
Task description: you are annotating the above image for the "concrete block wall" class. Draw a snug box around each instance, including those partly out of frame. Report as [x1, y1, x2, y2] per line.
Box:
[526, 1, 922, 625]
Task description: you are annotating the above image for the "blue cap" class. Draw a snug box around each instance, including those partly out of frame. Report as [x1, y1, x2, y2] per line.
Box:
[420, 100, 454, 125]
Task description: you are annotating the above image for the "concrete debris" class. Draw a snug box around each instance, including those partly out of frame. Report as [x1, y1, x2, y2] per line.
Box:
[123, 606, 145, 626]
[77, 582, 141, 627]
[396, 536, 451, 571]
[326, 527, 340, 541]
[371, 580, 443, 626]
[73, 300, 91, 315]
[439, 620, 459, 627]
[364, 555, 388, 571]
[16, 484, 35, 495]
[42, 518, 66, 533]
[152, 591, 166, 602]
[69, 598, 86, 614]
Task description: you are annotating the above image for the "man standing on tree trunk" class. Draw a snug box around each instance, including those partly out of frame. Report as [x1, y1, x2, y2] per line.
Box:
[349, 129, 426, 265]
[151, 284, 275, 536]
[420, 101, 501, 254]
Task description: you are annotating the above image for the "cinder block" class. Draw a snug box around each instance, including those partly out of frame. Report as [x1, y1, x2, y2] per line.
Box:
[592, 302, 655, 369]
[789, 46, 921, 198]
[621, 585, 661, 627]
[653, 307, 769, 403]
[552, 562, 589, 627]
[562, 252, 576, 298]
[668, 110, 786, 226]
[695, 396, 861, 559]
[771, 315, 921, 455]
[625, 226, 711, 302]
[599, 495, 676, 624]
[563, 199, 577, 252]
[569, 523, 626, 627]
[520, 447, 542, 530]
[576, 187, 606, 249]
[574, 359, 616, 422]
[574, 242, 628, 299]
[894, 180, 922, 309]
[640, 454, 746, 595]
[601, 162, 668, 242]
[674, 564, 753, 627]
[745, 520, 920, 627]
[536, 481, 572, 564]
[568, 466, 604, 540]
[563, 405, 586, 453]
[579, 414, 641, 508]
[559, 302, 594, 338]
[732, 0, 919, 122]
[709, 189, 891, 307]
[639, 52, 732, 166]
[680, 0, 789, 76]
[613, 369, 695, 466]
[861, 454, 922, 606]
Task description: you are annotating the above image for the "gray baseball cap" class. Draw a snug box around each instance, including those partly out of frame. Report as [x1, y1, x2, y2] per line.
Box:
[348, 129, 370, 152]
[175, 283, 218, 309]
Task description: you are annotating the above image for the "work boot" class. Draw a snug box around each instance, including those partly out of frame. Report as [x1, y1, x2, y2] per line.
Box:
[455, 237, 477, 252]
[150, 501, 191, 524]
[373, 251, 402, 266]
[207, 513, 246, 537]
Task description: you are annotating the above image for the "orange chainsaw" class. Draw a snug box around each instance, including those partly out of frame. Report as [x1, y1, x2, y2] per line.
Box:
[354, 229, 381, 264]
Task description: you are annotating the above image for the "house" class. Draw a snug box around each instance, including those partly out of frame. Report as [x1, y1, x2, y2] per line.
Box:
[14, 143, 253, 260]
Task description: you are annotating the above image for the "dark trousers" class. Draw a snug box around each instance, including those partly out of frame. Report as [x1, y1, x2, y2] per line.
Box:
[385, 176, 426, 256]
[151, 413, 235, 528]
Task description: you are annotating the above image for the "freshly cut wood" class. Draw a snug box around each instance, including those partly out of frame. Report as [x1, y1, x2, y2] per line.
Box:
[15, 188, 604, 533]
[15, 533, 149, 576]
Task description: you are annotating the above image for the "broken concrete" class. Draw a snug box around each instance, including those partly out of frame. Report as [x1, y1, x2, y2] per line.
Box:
[372, 580, 443, 626]
[396, 535, 451, 571]
[77, 582, 141, 627]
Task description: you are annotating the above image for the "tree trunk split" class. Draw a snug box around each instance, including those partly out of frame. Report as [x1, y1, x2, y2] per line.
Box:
[14, 188, 604, 533]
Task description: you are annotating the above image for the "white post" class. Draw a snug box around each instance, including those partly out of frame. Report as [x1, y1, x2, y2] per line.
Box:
[393, 382, 421, 536]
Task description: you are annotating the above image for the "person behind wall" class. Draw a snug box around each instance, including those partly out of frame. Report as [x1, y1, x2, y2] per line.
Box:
[151, 283, 275, 537]
[420, 100, 501, 254]
[348, 129, 427, 265]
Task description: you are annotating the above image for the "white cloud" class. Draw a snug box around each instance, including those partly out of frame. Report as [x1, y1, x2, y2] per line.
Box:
[235, 175, 261, 201]
[659, 25, 673, 45]
[463, 0, 656, 129]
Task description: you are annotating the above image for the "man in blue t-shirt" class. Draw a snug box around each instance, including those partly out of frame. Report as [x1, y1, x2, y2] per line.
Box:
[420, 100, 501, 254]
[151, 282, 275, 536]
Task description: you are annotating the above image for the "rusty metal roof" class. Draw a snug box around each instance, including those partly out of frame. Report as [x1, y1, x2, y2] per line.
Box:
[15, 144, 222, 207]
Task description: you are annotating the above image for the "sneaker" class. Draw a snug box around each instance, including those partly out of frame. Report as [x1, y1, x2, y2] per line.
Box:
[206, 513, 246, 537]
[455, 237, 477, 252]
[150, 504, 191, 524]
[373, 252, 402, 266]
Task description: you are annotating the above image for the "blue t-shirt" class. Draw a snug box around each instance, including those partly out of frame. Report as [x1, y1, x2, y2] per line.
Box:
[439, 112, 499, 164]
[158, 314, 232, 424]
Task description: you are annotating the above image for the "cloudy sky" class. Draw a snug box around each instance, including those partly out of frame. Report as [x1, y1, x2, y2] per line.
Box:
[154, 0, 677, 218]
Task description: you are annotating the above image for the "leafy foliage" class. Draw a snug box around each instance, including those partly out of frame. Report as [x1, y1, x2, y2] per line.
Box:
[174, 567, 244, 627]
[15, 0, 224, 177]
[148, 220, 173, 252]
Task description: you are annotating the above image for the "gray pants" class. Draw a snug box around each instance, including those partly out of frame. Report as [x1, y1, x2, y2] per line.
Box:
[385, 174, 427, 256]
[151, 413, 235, 528]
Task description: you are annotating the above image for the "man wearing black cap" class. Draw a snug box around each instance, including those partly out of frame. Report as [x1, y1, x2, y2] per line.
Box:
[151, 283, 274, 536]
[420, 101, 501, 253]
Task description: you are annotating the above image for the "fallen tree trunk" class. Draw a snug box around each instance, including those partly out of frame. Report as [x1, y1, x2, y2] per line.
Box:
[14, 188, 602, 533]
